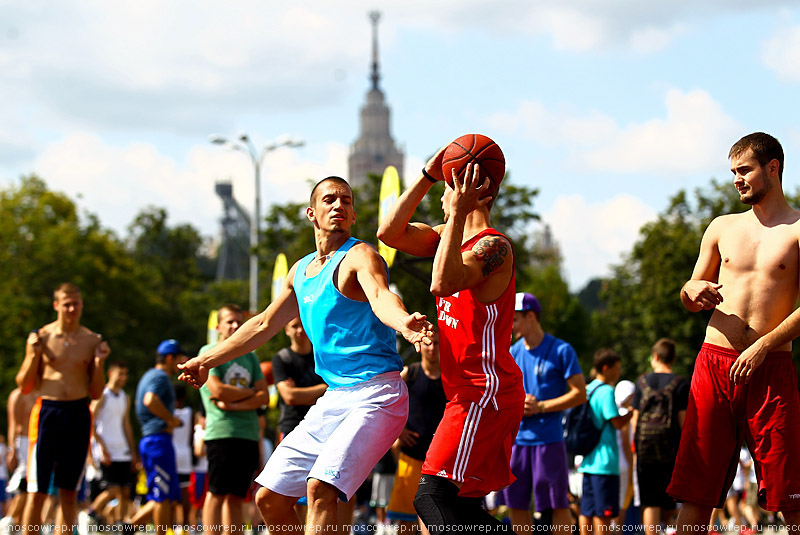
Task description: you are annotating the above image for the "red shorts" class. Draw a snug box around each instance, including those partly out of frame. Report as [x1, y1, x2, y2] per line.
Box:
[667, 343, 800, 511]
[422, 398, 523, 498]
[188, 472, 208, 508]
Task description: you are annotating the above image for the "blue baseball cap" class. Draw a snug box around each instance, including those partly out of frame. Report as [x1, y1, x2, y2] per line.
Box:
[515, 292, 541, 314]
[157, 339, 183, 356]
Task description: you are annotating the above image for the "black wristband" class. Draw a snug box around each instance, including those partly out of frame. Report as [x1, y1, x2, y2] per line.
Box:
[421, 168, 437, 183]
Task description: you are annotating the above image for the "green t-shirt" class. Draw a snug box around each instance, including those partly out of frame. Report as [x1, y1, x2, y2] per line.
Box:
[199, 343, 264, 442]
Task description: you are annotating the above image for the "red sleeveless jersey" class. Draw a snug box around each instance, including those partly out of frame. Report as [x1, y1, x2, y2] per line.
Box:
[436, 228, 524, 410]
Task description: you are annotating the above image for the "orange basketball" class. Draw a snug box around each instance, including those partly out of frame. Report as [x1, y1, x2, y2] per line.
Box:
[441, 134, 505, 190]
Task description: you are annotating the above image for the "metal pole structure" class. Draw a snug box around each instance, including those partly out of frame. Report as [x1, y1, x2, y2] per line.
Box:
[210, 133, 304, 313]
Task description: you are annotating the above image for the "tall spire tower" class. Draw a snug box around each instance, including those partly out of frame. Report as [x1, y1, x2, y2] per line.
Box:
[348, 11, 404, 189]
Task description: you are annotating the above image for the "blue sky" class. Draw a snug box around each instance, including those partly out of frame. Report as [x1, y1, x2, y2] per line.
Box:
[3, 1, 800, 290]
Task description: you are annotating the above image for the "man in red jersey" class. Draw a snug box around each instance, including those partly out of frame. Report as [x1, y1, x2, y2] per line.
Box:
[378, 148, 524, 532]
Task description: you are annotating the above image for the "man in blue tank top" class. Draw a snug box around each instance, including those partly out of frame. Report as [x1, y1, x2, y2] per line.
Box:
[179, 176, 433, 534]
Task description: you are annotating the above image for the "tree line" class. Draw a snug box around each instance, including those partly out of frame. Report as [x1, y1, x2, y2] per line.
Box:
[2, 173, 798, 432]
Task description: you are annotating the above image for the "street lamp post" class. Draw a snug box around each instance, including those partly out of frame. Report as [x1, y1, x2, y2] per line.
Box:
[210, 133, 304, 313]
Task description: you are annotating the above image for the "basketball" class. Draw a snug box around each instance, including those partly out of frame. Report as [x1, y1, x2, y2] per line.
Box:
[441, 134, 505, 191]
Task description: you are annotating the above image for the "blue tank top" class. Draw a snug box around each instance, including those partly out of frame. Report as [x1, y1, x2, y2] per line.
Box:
[293, 237, 403, 389]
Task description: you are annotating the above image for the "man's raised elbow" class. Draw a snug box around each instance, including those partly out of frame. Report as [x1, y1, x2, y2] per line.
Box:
[376, 226, 396, 248]
[430, 281, 452, 297]
[16, 374, 32, 395]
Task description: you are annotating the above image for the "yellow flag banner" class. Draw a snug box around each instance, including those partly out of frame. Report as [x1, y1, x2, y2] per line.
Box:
[378, 165, 400, 268]
[272, 253, 289, 303]
[207, 309, 218, 345]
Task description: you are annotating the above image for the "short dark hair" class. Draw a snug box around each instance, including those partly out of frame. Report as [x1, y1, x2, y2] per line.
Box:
[107, 360, 128, 371]
[309, 176, 353, 205]
[520, 308, 541, 322]
[593, 348, 621, 373]
[53, 282, 81, 300]
[729, 132, 784, 183]
[651, 337, 676, 365]
[218, 303, 243, 317]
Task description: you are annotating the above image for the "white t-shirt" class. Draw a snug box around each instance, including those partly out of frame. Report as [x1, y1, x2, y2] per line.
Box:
[172, 406, 193, 475]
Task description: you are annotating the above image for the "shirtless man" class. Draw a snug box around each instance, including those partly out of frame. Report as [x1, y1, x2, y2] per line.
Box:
[15, 282, 110, 534]
[378, 151, 524, 532]
[668, 132, 800, 533]
[179, 177, 432, 535]
[5, 387, 37, 528]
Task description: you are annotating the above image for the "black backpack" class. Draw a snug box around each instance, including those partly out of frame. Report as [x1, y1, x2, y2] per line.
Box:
[564, 383, 608, 457]
[634, 374, 682, 464]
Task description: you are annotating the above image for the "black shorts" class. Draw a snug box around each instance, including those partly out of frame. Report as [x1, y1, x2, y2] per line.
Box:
[637, 461, 677, 509]
[29, 398, 91, 493]
[100, 461, 134, 489]
[206, 438, 260, 498]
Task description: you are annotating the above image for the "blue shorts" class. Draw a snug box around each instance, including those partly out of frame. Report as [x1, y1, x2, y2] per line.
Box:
[28, 398, 91, 493]
[580, 473, 619, 518]
[140, 433, 181, 503]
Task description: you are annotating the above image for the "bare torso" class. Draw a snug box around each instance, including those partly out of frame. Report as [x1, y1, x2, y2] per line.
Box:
[705, 210, 800, 351]
[36, 321, 101, 400]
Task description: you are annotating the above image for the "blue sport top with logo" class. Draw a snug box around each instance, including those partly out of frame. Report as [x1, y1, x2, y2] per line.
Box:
[293, 237, 403, 389]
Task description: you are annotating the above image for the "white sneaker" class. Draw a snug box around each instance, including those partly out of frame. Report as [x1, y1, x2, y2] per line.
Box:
[78, 510, 92, 534]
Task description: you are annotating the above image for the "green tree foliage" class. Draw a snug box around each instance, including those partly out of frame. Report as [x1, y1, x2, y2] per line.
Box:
[0, 176, 154, 390]
[0, 177, 249, 422]
[592, 178, 800, 378]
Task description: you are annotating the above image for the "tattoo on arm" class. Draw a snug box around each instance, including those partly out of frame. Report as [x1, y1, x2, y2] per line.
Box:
[473, 236, 508, 277]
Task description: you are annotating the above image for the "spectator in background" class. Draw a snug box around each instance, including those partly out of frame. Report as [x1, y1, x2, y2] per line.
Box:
[614, 380, 635, 528]
[3, 387, 37, 531]
[172, 383, 194, 531]
[198, 304, 268, 535]
[578, 349, 633, 535]
[15, 282, 110, 535]
[631, 338, 689, 535]
[500, 292, 586, 535]
[272, 316, 325, 442]
[87, 360, 138, 527]
[129, 339, 185, 535]
[271, 316, 325, 521]
[386, 327, 447, 534]
[188, 411, 208, 532]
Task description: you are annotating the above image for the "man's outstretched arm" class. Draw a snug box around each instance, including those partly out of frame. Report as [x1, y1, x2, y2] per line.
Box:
[179, 263, 301, 388]
[351, 244, 433, 349]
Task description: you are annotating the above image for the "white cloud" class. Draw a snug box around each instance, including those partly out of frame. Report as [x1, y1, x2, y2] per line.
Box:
[629, 24, 686, 54]
[32, 132, 347, 237]
[762, 24, 800, 82]
[486, 101, 617, 148]
[544, 194, 657, 290]
[491, 89, 739, 179]
[581, 89, 739, 176]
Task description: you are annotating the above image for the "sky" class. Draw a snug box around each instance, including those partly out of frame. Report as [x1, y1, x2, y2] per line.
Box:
[3, 1, 800, 291]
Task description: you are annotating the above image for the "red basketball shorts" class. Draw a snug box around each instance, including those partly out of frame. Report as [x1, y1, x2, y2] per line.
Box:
[667, 343, 800, 511]
[421, 398, 523, 498]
